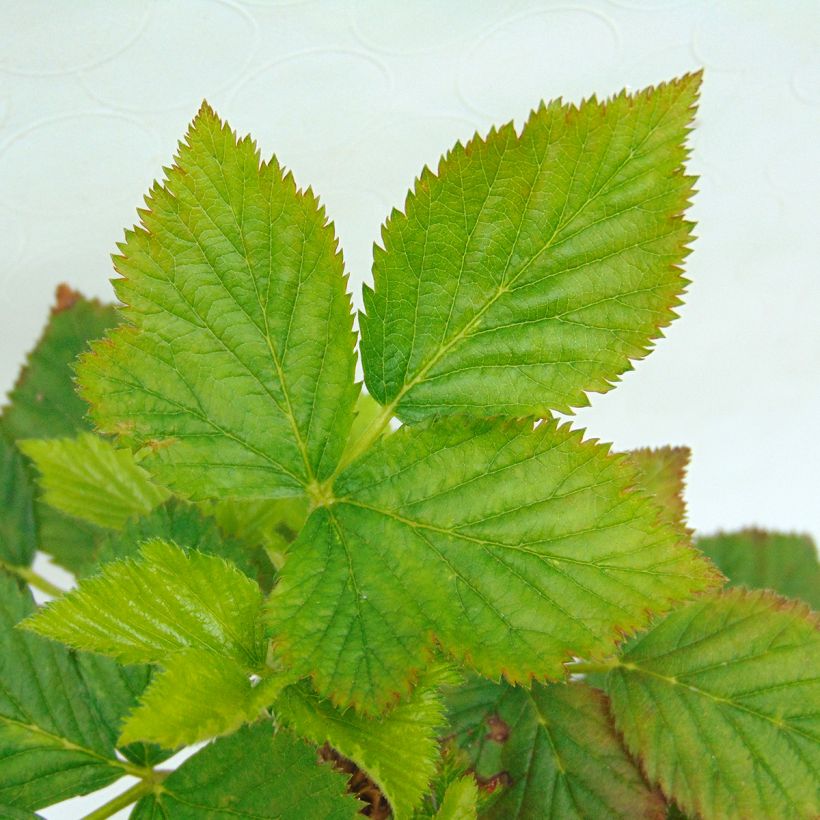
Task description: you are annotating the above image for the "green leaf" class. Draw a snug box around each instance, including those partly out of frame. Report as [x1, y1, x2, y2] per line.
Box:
[205, 495, 307, 575]
[431, 776, 479, 820]
[606, 589, 820, 819]
[0, 574, 139, 810]
[75, 653, 171, 767]
[0, 430, 37, 568]
[627, 446, 690, 526]
[35, 503, 105, 577]
[131, 724, 361, 819]
[360, 74, 699, 420]
[697, 529, 820, 609]
[19, 433, 169, 531]
[268, 417, 719, 711]
[277, 667, 456, 820]
[446, 677, 663, 819]
[24, 539, 264, 667]
[120, 650, 290, 748]
[76, 102, 358, 501]
[2, 285, 118, 441]
[93, 498, 274, 585]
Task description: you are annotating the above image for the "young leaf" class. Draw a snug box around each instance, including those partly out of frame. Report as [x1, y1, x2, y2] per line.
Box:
[93, 497, 274, 585]
[0, 574, 138, 811]
[130, 724, 361, 819]
[120, 650, 289, 748]
[277, 667, 456, 820]
[0, 430, 37, 569]
[360, 74, 699, 421]
[447, 677, 664, 819]
[606, 589, 820, 820]
[431, 776, 479, 820]
[20, 433, 169, 531]
[76, 102, 358, 501]
[24, 539, 264, 667]
[697, 529, 820, 609]
[627, 446, 690, 526]
[2, 285, 118, 441]
[268, 417, 719, 711]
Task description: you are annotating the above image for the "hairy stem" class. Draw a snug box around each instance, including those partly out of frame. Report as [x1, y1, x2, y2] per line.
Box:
[0, 559, 66, 598]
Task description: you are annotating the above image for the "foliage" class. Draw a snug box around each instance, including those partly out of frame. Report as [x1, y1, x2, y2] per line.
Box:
[1, 73, 816, 819]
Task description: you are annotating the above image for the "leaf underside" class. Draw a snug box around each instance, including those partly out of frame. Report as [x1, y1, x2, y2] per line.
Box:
[447, 676, 664, 819]
[360, 73, 700, 420]
[268, 417, 719, 712]
[606, 589, 820, 820]
[76, 103, 358, 501]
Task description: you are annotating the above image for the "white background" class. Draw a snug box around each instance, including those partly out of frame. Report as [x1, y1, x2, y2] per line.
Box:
[0, 1, 818, 816]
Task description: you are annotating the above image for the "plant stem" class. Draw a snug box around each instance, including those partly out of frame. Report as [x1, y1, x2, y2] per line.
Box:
[84, 770, 169, 820]
[83, 779, 156, 820]
[566, 658, 620, 675]
[0, 559, 66, 598]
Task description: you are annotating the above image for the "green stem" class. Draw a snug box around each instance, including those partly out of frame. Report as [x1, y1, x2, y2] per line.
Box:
[84, 779, 156, 820]
[84, 770, 169, 820]
[0, 559, 66, 598]
[566, 658, 620, 676]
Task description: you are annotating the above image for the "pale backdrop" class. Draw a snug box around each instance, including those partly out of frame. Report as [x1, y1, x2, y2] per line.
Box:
[0, 2, 818, 813]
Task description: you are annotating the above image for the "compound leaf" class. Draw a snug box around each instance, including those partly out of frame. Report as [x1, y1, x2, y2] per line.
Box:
[277, 667, 455, 820]
[606, 589, 820, 819]
[76, 103, 358, 501]
[697, 530, 820, 609]
[447, 677, 664, 819]
[24, 539, 264, 667]
[2, 285, 118, 441]
[627, 446, 690, 526]
[130, 723, 361, 819]
[360, 74, 699, 420]
[20, 433, 169, 531]
[0, 574, 134, 811]
[120, 650, 289, 749]
[268, 417, 719, 711]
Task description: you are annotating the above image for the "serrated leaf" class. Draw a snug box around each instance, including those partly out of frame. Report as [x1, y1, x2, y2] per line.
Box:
[431, 776, 479, 820]
[697, 529, 820, 609]
[2, 285, 118, 441]
[606, 589, 820, 819]
[131, 723, 361, 819]
[76, 102, 358, 501]
[0, 574, 139, 810]
[0, 430, 37, 568]
[93, 497, 274, 585]
[360, 74, 699, 421]
[24, 539, 264, 667]
[627, 446, 690, 526]
[120, 650, 290, 748]
[268, 417, 719, 711]
[277, 667, 455, 820]
[19, 433, 169, 531]
[447, 677, 663, 819]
